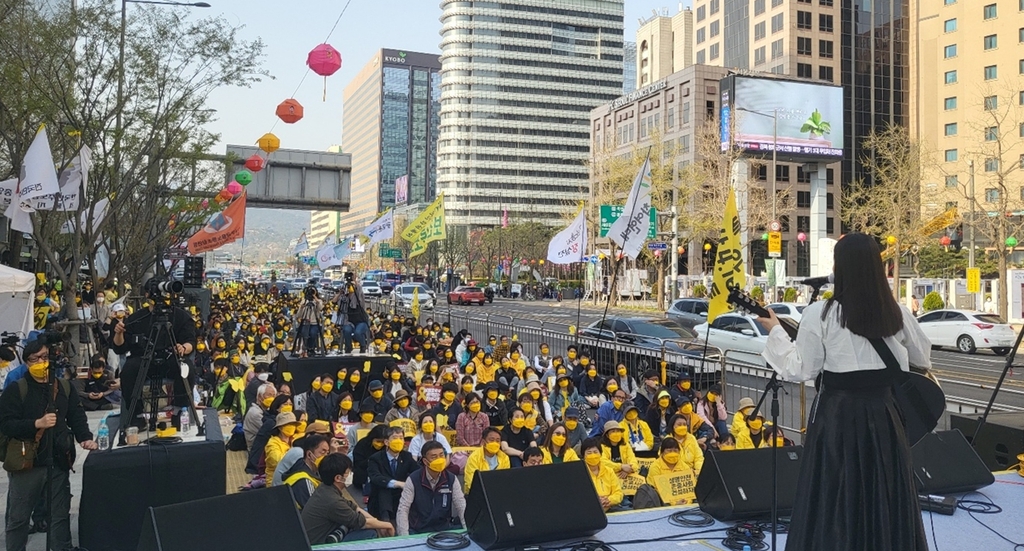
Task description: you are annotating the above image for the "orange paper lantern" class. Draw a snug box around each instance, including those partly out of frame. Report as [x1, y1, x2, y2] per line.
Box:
[276, 99, 304, 124]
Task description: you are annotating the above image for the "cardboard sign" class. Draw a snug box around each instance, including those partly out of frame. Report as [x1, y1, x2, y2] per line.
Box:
[620, 473, 648, 497]
[652, 470, 697, 505]
[390, 418, 417, 437]
[636, 456, 657, 474]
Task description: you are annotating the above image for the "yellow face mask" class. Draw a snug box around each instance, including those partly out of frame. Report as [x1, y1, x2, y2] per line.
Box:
[91, 372, 104, 380]
[587, 369, 597, 378]
[608, 431, 623, 444]
[280, 404, 293, 413]
[486, 390, 498, 400]
[396, 398, 410, 409]
[749, 419, 764, 431]
[617, 367, 627, 376]
[681, 381, 692, 390]
[422, 421, 436, 434]
[469, 402, 481, 413]
[558, 379, 569, 388]
[706, 392, 717, 403]
[584, 452, 602, 466]
[340, 399, 353, 411]
[360, 412, 375, 424]
[463, 383, 474, 393]
[663, 451, 680, 464]
[511, 418, 525, 429]
[565, 419, 578, 430]
[196, 343, 206, 352]
[520, 402, 533, 414]
[281, 425, 297, 437]
[442, 391, 456, 403]
[673, 424, 688, 437]
[658, 397, 671, 409]
[612, 398, 624, 409]
[428, 457, 447, 472]
[28, 361, 49, 380]
[568, 351, 577, 360]
[349, 374, 360, 384]
[465, 365, 475, 375]
[388, 439, 405, 453]
[262, 396, 274, 408]
[625, 411, 638, 421]
[550, 434, 566, 447]
[681, 403, 694, 415]
[720, 444, 736, 451]
[484, 441, 501, 454]
[371, 390, 384, 399]
[372, 440, 385, 450]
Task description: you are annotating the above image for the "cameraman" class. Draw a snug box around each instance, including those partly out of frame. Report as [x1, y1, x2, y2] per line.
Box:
[295, 286, 325, 356]
[110, 278, 196, 431]
[333, 273, 369, 354]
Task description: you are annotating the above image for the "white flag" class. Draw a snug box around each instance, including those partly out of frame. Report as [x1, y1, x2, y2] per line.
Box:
[56, 145, 91, 212]
[546, 208, 587, 265]
[17, 126, 60, 205]
[3, 199, 33, 234]
[60, 197, 108, 237]
[607, 155, 653, 260]
[0, 179, 17, 211]
[323, 234, 336, 246]
[315, 243, 342, 269]
[362, 210, 394, 247]
[293, 232, 309, 254]
[333, 238, 353, 263]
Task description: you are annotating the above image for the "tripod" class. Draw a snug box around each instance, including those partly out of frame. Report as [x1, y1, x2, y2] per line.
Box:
[291, 298, 325, 357]
[118, 306, 202, 444]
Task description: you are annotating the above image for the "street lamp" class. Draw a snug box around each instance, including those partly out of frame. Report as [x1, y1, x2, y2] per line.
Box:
[737, 106, 778, 299]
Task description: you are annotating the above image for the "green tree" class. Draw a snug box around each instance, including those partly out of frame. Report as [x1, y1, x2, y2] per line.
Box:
[922, 291, 945, 311]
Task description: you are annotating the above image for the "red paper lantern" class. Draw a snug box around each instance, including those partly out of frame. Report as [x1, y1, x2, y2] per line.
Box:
[245, 154, 265, 173]
[276, 99, 304, 124]
[940, 235, 951, 246]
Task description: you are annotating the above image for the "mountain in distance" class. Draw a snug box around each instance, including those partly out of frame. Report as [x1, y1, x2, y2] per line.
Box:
[215, 207, 310, 265]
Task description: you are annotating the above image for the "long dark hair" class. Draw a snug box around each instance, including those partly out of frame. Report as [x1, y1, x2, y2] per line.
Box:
[823, 233, 903, 339]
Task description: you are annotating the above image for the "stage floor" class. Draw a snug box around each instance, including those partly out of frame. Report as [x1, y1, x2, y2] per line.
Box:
[316, 472, 1024, 550]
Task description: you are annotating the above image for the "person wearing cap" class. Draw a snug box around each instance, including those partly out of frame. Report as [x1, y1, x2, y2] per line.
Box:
[669, 374, 698, 409]
[366, 379, 393, 422]
[577, 355, 603, 407]
[697, 383, 728, 442]
[599, 421, 639, 479]
[274, 420, 334, 486]
[540, 422, 580, 464]
[731, 396, 756, 440]
[367, 426, 418, 522]
[736, 410, 770, 450]
[456, 393, 490, 447]
[548, 374, 580, 421]
[408, 412, 452, 460]
[384, 389, 418, 423]
[589, 387, 629, 437]
[646, 389, 675, 438]
[481, 383, 508, 428]
[464, 426, 511, 493]
[619, 404, 654, 452]
[633, 370, 661, 414]
[395, 440, 467, 536]
[581, 437, 623, 511]
[306, 373, 339, 423]
[563, 407, 588, 449]
[265, 411, 301, 485]
[247, 394, 293, 475]
[346, 398, 380, 450]
[282, 433, 332, 509]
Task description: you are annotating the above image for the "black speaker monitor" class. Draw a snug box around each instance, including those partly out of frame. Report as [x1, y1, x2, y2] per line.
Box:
[695, 447, 804, 521]
[911, 429, 994, 494]
[138, 485, 310, 551]
[466, 461, 607, 550]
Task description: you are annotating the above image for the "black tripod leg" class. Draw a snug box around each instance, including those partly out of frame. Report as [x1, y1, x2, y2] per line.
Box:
[971, 322, 1024, 446]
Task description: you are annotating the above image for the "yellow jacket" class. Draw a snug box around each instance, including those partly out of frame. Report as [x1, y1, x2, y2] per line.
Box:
[619, 418, 654, 451]
[671, 433, 705, 476]
[264, 435, 291, 485]
[541, 447, 580, 464]
[588, 463, 624, 509]
[476, 361, 497, 385]
[601, 442, 639, 474]
[736, 429, 771, 450]
[730, 410, 750, 440]
[464, 448, 511, 494]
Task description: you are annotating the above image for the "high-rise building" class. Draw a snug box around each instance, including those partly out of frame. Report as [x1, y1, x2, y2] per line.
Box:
[912, 0, 1022, 217]
[636, 7, 693, 88]
[308, 211, 340, 248]
[623, 42, 638, 93]
[436, 0, 625, 228]
[339, 49, 441, 237]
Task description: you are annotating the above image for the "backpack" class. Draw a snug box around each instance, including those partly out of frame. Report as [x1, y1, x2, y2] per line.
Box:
[632, 483, 664, 510]
[225, 423, 247, 451]
[0, 377, 72, 465]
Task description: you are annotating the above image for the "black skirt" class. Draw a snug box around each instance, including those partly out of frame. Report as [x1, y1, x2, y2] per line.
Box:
[786, 371, 928, 551]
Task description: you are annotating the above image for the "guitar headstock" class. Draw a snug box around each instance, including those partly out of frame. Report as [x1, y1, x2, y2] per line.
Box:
[726, 287, 768, 318]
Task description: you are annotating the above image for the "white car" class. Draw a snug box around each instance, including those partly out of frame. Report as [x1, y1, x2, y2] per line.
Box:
[766, 302, 806, 323]
[394, 283, 435, 309]
[916, 309, 1016, 355]
[362, 281, 383, 297]
[693, 313, 771, 367]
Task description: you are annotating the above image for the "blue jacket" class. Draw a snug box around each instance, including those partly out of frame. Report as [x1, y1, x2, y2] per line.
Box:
[3, 364, 27, 391]
[589, 400, 626, 437]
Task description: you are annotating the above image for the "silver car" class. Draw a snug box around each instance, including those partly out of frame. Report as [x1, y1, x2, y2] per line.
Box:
[394, 283, 435, 309]
[666, 298, 710, 330]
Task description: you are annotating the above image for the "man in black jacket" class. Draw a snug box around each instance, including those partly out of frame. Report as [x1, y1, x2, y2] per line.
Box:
[366, 427, 418, 522]
[0, 338, 96, 551]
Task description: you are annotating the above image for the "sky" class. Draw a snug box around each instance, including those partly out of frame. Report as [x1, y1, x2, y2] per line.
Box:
[171, 0, 693, 155]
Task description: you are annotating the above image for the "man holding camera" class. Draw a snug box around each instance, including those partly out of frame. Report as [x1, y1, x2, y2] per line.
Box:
[110, 278, 196, 431]
[0, 337, 96, 551]
[295, 286, 325, 357]
[333, 273, 369, 354]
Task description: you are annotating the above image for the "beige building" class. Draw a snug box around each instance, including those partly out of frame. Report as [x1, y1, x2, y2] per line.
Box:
[636, 7, 694, 88]
[913, 0, 1024, 222]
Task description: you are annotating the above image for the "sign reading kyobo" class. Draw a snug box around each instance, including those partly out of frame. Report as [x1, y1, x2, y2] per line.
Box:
[611, 80, 669, 109]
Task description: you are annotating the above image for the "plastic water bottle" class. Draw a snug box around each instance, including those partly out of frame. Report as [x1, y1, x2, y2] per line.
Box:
[180, 409, 191, 433]
[742, 546, 751, 551]
[96, 418, 110, 451]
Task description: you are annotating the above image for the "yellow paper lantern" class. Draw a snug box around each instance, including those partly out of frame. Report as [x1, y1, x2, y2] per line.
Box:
[886, 235, 897, 245]
[257, 133, 280, 154]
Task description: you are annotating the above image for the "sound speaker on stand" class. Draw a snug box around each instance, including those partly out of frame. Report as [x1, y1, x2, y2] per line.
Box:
[465, 461, 607, 550]
[695, 446, 804, 521]
[911, 429, 994, 494]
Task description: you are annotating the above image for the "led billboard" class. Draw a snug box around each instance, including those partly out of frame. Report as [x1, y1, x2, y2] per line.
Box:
[720, 75, 844, 160]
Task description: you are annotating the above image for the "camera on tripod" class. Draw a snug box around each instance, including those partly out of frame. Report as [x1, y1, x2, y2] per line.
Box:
[0, 331, 19, 362]
[303, 285, 318, 301]
[146, 278, 184, 298]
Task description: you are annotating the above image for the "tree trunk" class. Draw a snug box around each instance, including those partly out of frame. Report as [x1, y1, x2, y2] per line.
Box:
[998, 251, 1009, 322]
[892, 242, 901, 302]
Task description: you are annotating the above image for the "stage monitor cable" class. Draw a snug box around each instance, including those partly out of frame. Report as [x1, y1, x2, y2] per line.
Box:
[958, 493, 1024, 551]
[426, 531, 471, 550]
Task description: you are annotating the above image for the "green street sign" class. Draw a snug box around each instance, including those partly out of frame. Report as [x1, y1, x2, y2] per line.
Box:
[379, 244, 403, 259]
[599, 205, 657, 238]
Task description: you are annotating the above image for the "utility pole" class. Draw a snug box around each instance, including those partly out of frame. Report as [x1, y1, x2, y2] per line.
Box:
[669, 187, 679, 303]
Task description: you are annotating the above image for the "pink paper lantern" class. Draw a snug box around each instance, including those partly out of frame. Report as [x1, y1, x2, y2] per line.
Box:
[200, 199, 209, 209]
[797, 232, 807, 242]
[226, 182, 243, 195]
[306, 44, 342, 76]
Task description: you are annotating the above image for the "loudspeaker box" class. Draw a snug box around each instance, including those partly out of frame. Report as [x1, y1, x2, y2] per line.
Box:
[695, 446, 804, 521]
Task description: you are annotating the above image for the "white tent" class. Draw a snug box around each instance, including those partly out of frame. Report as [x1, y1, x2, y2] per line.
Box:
[0, 265, 36, 340]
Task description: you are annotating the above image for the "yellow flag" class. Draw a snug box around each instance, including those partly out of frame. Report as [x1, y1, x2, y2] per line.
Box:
[401, 194, 446, 258]
[411, 286, 420, 322]
[707, 188, 746, 323]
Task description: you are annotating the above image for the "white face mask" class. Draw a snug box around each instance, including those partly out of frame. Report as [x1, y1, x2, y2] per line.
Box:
[257, 373, 269, 382]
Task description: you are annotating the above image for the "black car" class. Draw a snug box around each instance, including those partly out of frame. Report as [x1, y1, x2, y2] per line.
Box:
[580, 317, 721, 388]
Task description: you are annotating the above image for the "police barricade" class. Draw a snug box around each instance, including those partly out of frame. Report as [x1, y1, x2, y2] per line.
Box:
[718, 348, 811, 442]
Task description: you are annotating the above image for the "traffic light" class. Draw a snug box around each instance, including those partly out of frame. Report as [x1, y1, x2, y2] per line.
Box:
[183, 256, 204, 288]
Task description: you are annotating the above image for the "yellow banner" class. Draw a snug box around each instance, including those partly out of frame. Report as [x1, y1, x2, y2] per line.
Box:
[652, 470, 697, 505]
[401, 193, 446, 258]
[620, 473, 648, 497]
[389, 418, 417, 437]
[881, 208, 959, 260]
[708, 188, 746, 323]
[411, 287, 420, 322]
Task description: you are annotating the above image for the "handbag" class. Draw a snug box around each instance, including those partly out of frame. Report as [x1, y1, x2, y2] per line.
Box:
[2, 434, 42, 472]
[867, 338, 945, 446]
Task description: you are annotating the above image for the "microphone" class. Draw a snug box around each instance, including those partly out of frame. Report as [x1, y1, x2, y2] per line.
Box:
[799, 274, 834, 287]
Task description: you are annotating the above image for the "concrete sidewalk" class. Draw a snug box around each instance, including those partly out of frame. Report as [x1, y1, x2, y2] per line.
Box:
[0, 410, 235, 551]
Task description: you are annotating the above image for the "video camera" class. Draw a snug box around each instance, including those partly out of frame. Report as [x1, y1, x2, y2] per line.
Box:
[303, 285, 318, 302]
[145, 277, 184, 298]
[0, 331, 19, 362]
[344, 272, 354, 282]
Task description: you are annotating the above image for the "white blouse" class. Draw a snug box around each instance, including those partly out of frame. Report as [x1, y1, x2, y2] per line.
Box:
[762, 301, 933, 383]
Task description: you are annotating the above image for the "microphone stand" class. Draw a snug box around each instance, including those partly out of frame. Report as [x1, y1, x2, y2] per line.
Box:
[748, 281, 826, 551]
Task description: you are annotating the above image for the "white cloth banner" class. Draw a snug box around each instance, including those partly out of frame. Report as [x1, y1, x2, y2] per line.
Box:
[0, 179, 17, 211]
[546, 208, 588, 265]
[293, 232, 309, 254]
[607, 155, 653, 260]
[362, 210, 394, 247]
[56, 145, 91, 212]
[316, 242, 343, 269]
[17, 126, 60, 205]
[3, 199, 33, 234]
[60, 197, 109, 237]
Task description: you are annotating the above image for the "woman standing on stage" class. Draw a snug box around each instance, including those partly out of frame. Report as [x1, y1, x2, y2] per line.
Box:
[760, 233, 931, 551]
